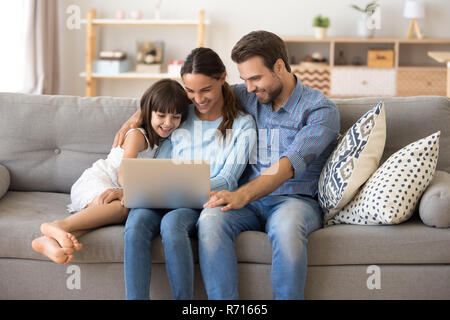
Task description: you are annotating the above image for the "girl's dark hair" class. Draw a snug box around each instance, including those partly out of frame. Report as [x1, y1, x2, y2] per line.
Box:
[231, 30, 291, 72]
[181, 47, 246, 142]
[140, 79, 190, 148]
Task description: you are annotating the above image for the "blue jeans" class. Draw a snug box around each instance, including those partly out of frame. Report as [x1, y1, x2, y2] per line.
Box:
[160, 208, 200, 299]
[197, 195, 323, 300]
[124, 207, 199, 300]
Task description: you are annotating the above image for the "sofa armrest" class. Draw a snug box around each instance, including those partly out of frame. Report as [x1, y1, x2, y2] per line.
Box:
[0, 164, 10, 200]
[419, 170, 450, 228]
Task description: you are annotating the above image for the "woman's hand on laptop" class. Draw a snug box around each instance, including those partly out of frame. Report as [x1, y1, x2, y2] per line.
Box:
[112, 109, 142, 148]
[203, 190, 248, 212]
[92, 188, 124, 206]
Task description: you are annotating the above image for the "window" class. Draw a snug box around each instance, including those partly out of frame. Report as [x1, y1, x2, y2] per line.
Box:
[0, 1, 25, 92]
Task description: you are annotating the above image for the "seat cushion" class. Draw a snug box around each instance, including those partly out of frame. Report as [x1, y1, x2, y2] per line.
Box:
[1, 191, 449, 265]
[0, 191, 125, 263]
[308, 214, 450, 265]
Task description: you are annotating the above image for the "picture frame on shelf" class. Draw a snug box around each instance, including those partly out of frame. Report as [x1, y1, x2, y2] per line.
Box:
[136, 40, 164, 73]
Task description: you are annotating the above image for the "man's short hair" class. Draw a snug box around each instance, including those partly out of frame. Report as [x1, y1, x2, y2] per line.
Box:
[231, 30, 291, 73]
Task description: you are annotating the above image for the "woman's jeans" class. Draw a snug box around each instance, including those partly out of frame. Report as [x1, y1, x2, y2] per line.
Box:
[124, 207, 199, 300]
[197, 195, 323, 300]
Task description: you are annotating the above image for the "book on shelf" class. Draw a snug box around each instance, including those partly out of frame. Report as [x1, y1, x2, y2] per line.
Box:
[136, 63, 162, 73]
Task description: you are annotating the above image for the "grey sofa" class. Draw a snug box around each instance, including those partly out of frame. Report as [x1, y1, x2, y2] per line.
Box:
[0, 92, 449, 300]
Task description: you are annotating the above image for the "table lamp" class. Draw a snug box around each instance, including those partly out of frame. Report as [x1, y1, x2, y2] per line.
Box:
[403, 0, 425, 39]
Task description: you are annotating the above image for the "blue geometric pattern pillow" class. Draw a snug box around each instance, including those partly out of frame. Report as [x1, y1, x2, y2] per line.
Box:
[319, 102, 386, 223]
[327, 131, 440, 226]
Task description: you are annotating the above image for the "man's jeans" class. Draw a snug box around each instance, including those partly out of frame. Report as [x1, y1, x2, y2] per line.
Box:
[124, 207, 199, 300]
[197, 195, 323, 300]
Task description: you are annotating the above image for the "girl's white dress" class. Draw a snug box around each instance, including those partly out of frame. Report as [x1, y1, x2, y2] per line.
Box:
[67, 128, 157, 213]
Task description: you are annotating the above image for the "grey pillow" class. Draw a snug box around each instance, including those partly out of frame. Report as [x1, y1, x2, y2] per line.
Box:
[0, 165, 10, 199]
[419, 170, 450, 228]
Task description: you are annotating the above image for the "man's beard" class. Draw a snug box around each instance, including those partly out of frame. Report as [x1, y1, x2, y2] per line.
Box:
[257, 81, 283, 105]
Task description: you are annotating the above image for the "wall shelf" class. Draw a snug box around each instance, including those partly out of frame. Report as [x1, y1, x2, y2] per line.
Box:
[79, 72, 181, 80]
[80, 18, 210, 27]
[81, 9, 207, 97]
[282, 36, 450, 97]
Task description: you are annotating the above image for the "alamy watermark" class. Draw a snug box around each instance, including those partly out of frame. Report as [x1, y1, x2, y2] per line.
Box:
[366, 265, 381, 290]
[169, 125, 281, 174]
[66, 265, 81, 290]
[66, 5, 81, 30]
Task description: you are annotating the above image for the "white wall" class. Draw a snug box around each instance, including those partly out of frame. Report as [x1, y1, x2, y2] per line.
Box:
[58, 0, 450, 98]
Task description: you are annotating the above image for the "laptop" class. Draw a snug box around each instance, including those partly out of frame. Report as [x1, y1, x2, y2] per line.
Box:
[121, 158, 210, 209]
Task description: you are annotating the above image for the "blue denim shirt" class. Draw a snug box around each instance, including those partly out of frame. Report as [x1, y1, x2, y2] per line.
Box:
[233, 76, 340, 196]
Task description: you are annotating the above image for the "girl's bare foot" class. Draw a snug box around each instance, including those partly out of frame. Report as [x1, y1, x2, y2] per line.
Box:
[67, 233, 83, 251]
[40, 222, 80, 250]
[31, 236, 74, 264]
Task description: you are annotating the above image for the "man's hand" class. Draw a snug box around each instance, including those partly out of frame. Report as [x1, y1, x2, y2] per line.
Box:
[203, 190, 249, 212]
[92, 189, 124, 206]
[112, 110, 142, 148]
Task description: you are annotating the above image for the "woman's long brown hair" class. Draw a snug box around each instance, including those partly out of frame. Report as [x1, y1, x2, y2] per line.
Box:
[181, 47, 247, 142]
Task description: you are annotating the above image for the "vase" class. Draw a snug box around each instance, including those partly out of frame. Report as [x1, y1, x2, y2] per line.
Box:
[314, 27, 327, 39]
[357, 13, 375, 38]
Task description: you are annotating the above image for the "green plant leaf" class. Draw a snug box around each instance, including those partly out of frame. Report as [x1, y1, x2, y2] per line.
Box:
[350, 4, 364, 12]
[312, 14, 330, 27]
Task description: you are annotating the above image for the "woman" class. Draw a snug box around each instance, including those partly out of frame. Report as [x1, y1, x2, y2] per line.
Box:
[118, 48, 257, 299]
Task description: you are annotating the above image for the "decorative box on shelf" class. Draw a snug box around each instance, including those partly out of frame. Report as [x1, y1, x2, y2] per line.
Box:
[291, 63, 330, 96]
[367, 49, 395, 68]
[93, 59, 131, 75]
[168, 60, 183, 75]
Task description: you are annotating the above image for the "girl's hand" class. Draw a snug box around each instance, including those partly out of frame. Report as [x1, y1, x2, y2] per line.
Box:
[93, 189, 124, 205]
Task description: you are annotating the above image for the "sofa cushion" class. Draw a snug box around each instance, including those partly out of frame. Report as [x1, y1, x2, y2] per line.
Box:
[307, 215, 450, 265]
[333, 96, 450, 173]
[319, 101, 386, 222]
[419, 170, 450, 228]
[0, 191, 125, 263]
[0, 165, 9, 200]
[0, 93, 139, 194]
[328, 132, 440, 226]
[1, 191, 449, 266]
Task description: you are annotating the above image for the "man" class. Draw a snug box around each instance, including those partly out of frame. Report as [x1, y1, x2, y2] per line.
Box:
[198, 31, 340, 300]
[114, 31, 340, 300]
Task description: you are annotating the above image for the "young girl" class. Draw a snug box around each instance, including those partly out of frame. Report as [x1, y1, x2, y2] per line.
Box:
[31, 79, 191, 264]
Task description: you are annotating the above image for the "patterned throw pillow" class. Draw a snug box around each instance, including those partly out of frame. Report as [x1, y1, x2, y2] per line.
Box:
[326, 132, 440, 226]
[318, 101, 386, 222]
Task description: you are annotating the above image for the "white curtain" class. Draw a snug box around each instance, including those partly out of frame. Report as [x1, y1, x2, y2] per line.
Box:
[22, 0, 59, 94]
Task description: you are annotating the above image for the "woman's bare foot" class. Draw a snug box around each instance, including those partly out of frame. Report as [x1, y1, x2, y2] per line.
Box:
[31, 236, 74, 264]
[40, 222, 81, 250]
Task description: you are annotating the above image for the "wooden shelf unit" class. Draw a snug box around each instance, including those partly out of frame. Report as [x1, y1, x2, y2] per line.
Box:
[81, 9, 208, 97]
[282, 37, 450, 97]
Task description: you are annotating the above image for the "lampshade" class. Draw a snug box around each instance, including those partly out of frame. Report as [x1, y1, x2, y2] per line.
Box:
[403, 0, 425, 19]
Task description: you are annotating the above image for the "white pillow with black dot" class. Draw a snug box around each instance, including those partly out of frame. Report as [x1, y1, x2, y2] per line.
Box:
[326, 131, 440, 226]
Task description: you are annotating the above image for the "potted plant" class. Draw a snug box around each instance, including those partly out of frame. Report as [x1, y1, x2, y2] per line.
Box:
[350, 1, 380, 38]
[312, 14, 330, 39]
